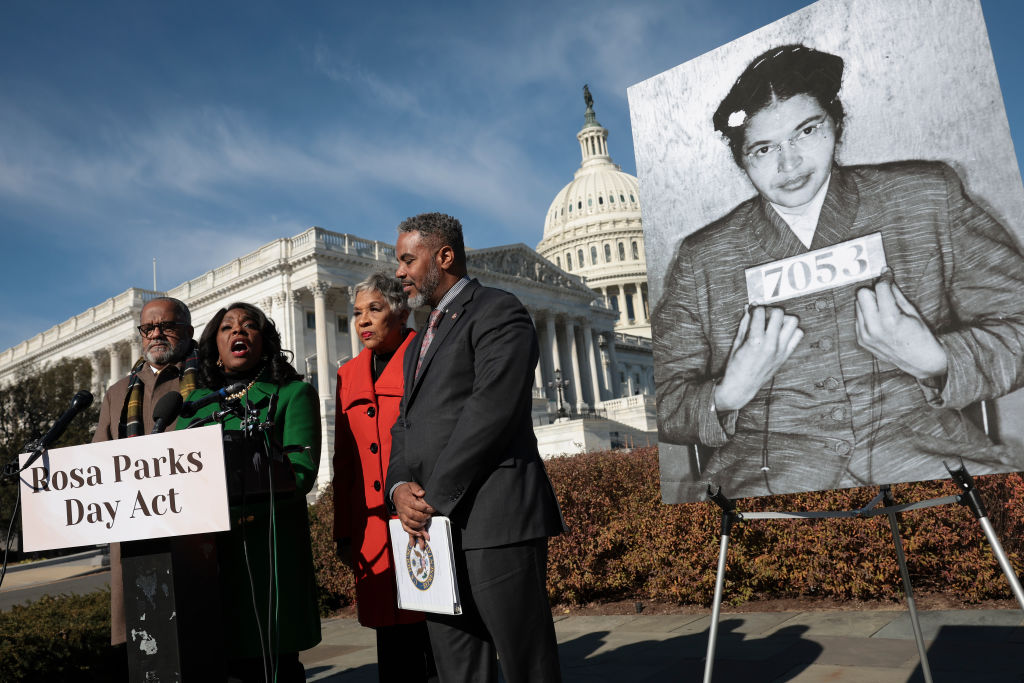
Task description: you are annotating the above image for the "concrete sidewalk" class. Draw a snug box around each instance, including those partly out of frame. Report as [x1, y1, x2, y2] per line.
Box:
[0, 548, 107, 592]
[4, 553, 1023, 682]
[302, 607, 1024, 682]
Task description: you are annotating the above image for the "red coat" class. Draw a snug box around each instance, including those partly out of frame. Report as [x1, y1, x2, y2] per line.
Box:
[332, 330, 423, 628]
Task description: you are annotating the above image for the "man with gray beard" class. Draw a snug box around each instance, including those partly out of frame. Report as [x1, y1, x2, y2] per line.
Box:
[93, 296, 197, 650]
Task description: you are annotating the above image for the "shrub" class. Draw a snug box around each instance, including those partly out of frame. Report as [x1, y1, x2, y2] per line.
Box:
[308, 485, 356, 616]
[544, 447, 1024, 606]
[309, 447, 1024, 611]
[0, 589, 117, 681]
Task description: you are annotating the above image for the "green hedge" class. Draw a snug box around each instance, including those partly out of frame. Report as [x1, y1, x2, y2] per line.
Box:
[0, 589, 117, 681]
[309, 446, 1024, 609]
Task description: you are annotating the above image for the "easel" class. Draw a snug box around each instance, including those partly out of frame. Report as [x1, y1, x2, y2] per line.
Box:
[702, 463, 1024, 683]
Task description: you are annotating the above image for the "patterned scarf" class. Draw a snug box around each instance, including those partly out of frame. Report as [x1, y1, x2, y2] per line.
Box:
[123, 340, 199, 437]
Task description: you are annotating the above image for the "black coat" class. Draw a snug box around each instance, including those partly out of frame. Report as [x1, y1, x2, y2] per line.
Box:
[386, 279, 565, 550]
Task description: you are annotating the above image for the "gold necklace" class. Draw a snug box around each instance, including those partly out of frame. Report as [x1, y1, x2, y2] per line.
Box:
[226, 376, 258, 400]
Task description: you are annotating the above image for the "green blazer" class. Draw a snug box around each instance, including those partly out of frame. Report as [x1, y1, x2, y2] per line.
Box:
[178, 376, 322, 657]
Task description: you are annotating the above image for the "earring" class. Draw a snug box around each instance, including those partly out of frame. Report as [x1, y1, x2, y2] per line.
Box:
[216, 358, 224, 368]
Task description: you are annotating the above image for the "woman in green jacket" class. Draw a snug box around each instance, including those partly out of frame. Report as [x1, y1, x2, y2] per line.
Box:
[179, 301, 321, 682]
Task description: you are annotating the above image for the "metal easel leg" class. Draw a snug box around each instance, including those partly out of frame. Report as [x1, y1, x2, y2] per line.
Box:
[881, 486, 934, 683]
[947, 465, 1024, 610]
[704, 487, 740, 683]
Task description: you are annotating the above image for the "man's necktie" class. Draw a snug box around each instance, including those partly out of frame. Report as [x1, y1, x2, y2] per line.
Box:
[415, 309, 443, 378]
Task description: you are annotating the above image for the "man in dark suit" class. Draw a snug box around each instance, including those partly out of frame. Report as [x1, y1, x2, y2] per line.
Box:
[385, 212, 565, 683]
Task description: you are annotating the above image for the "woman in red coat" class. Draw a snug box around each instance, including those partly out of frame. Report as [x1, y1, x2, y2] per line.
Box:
[333, 271, 435, 682]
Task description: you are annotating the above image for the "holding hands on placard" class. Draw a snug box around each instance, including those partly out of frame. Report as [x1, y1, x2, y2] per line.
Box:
[855, 270, 948, 380]
[714, 306, 804, 412]
[714, 270, 949, 413]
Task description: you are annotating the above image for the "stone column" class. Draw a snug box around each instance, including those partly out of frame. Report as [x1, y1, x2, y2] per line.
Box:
[565, 319, 584, 411]
[90, 352, 103, 398]
[614, 287, 626, 325]
[109, 344, 123, 383]
[528, 312, 543, 396]
[348, 286, 361, 361]
[545, 315, 560, 402]
[289, 291, 308, 376]
[311, 281, 333, 400]
[324, 290, 339, 377]
[582, 323, 602, 405]
[129, 337, 142, 365]
[605, 332, 621, 398]
[310, 280, 335, 492]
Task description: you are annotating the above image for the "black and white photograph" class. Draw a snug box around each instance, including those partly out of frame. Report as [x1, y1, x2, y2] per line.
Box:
[629, 0, 1024, 503]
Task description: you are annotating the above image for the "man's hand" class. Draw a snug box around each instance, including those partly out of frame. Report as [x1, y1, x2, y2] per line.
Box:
[855, 273, 947, 379]
[393, 481, 436, 545]
[714, 306, 804, 412]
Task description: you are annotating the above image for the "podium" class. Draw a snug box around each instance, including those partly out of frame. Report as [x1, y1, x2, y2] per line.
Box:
[121, 535, 226, 682]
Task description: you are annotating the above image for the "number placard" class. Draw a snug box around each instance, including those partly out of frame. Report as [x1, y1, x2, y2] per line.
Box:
[745, 233, 887, 305]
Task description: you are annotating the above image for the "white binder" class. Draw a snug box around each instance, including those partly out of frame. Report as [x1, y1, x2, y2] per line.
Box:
[388, 516, 462, 615]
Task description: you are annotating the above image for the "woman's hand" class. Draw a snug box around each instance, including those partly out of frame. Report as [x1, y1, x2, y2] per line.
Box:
[714, 306, 804, 412]
[855, 274, 947, 379]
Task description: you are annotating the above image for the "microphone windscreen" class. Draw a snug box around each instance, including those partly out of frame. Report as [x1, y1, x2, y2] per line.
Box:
[152, 392, 184, 428]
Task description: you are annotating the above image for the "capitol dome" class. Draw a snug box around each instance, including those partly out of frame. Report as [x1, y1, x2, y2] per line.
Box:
[537, 87, 650, 338]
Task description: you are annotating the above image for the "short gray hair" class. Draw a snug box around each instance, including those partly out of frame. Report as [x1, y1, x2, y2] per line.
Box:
[354, 271, 409, 317]
[143, 296, 191, 325]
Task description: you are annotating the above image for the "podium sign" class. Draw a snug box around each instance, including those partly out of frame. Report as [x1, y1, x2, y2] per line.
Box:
[19, 425, 230, 552]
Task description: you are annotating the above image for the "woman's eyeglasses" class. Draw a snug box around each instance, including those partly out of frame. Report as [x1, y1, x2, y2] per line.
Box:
[744, 120, 829, 167]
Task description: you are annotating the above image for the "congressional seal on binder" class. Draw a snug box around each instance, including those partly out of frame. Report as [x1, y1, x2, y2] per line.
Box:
[388, 515, 462, 615]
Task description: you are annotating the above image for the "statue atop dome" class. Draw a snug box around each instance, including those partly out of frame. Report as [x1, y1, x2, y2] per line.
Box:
[583, 84, 594, 110]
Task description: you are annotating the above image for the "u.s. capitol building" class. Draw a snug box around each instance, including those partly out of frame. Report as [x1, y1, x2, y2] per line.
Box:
[0, 89, 656, 489]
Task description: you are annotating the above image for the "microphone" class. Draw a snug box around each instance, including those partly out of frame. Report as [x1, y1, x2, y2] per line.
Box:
[151, 392, 184, 434]
[179, 382, 248, 419]
[21, 390, 94, 470]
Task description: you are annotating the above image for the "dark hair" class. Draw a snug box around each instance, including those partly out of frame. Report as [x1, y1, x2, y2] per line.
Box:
[197, 302, 302, 388]
[397, 212, 466, 267]
[713, 44, 845, 166]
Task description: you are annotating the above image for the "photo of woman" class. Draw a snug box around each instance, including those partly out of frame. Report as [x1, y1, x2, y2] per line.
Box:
[647, 41, 1024, 502]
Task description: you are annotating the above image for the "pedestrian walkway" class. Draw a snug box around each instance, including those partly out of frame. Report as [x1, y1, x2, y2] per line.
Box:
[301, 607, 1024, 682]
[4, 554, 1023, 682]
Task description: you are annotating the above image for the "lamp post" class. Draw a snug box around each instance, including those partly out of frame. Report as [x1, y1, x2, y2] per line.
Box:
[548, 368, 570, 419]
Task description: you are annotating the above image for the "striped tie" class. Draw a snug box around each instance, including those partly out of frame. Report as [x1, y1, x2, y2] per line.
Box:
[416, 309, 443, 378]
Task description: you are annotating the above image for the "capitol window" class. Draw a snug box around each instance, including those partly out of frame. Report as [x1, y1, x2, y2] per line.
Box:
[588, 198, 592, 206]
[609, 194, 614, 203]
[577, 248, 584, 266]
[567, 253, 573, 271]
[556, 256, 561, 268]
[618, 242, 625, 261]
[591, 246, 598, 264]
[630, 194, 636, 202]
[620, 194, 625, 202]
[604, 244, 611, 262]
[632, 241, 639, 260]
[598, 196, 604, 205]
[578, 201, 582, 209]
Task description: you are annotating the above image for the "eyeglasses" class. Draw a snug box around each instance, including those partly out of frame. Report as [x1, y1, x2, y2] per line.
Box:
[743, 120, 830, 167]
[138, 322, 187, 337]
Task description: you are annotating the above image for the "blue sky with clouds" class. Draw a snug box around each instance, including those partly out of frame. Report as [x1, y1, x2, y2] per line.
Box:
[2, 0, 1022, 351]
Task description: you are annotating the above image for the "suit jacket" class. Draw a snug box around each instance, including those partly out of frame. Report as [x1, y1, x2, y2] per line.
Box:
[385, 279, 565, 550]
[333, 330, 424, 627]
[653, 161, 1024, 501]
[93, 360, 185, 646]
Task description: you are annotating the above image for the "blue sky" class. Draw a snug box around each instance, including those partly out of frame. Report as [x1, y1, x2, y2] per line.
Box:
[2, 0, 1022, 351]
